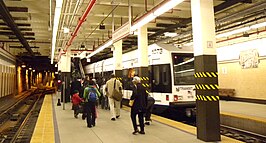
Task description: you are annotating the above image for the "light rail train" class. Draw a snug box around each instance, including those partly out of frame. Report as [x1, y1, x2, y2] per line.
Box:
[84, 42, 196, 115]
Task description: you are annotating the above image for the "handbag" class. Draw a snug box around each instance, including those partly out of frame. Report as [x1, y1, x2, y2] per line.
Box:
[112, 79, 123, 101]
[129, 100, 134, 106]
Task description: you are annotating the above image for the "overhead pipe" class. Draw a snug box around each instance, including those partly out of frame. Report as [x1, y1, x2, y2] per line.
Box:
[0, 0, 34, 56]
[58, 0, 96, 60]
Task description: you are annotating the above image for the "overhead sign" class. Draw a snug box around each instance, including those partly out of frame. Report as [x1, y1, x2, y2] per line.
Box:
[112, 22, 130, 43]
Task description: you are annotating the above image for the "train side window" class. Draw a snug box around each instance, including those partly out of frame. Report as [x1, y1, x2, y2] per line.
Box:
[154, 66, 160, 85]
[162, 65, 169, 85]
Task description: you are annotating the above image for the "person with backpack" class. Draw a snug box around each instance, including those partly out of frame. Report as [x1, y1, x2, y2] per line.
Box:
[83, 80, 101, 128]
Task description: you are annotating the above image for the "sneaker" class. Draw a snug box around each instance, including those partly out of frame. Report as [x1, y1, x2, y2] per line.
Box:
[87, 125, 92, 128]
[144, 122, 150, 125]
[74, 115, 78, 118]
[111, 118, 116, 121]
[82, 114, 86, 120]
[116, 115, 120, 118]
[132, 129, 139, 135]
[139, 131, 145, 134]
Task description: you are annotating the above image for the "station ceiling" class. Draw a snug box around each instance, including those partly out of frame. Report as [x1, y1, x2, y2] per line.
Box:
[0, 0, 265, 70]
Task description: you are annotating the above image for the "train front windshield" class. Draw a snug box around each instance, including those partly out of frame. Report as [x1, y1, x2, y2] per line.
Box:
[172, 53, 194, 85]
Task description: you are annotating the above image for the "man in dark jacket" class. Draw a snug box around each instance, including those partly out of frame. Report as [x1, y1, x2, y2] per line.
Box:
[70, 78, 81, 96]
[130, 76, 147, 135]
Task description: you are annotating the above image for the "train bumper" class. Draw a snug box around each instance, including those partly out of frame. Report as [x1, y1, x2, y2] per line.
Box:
[169, 101, 196, 108]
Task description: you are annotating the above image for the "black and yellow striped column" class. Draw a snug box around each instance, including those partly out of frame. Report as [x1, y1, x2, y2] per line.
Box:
[136, 24, 149, 94]
[194, 55, 220, 141]
[191, 0, 220, 142]
[136, 67, 149, 94]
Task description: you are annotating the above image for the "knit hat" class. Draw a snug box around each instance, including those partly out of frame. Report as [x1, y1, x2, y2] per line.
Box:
[73, 90, 79, 94]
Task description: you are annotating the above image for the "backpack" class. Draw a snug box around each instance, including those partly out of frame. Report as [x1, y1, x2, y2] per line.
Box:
[88, 91, 97, 102]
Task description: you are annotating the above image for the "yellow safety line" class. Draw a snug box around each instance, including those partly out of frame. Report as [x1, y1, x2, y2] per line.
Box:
[30, 95, 54, 143]
[122, 106, 243, 142]
[221, 112, 266, 124]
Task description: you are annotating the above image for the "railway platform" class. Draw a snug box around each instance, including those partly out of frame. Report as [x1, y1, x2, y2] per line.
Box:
[220, 100, 266, 136]
[30, 93, 243, 143]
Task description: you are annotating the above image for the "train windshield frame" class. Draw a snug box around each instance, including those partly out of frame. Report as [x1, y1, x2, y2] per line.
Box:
[172, 53, 194, 85]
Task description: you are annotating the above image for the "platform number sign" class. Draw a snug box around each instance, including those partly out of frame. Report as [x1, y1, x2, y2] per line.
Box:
[207, 41, 213, 48]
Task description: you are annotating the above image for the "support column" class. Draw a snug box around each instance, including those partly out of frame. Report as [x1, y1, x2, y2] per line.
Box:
[137, 25, 149, 91]
[59, 49, 71, 103]
[113, 40, 123, 79]
[191, 0, 220, 142]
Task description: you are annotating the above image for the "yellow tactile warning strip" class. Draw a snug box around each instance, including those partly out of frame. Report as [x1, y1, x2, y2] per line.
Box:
[122, 106, 243, 143]
[221, 112, 266, 124]
[30, 95, 54, 143]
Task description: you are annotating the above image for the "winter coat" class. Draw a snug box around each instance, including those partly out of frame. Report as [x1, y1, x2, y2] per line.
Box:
[130, 83, 148, 113]
[72, 93, 82, 105]
[105, 78, 122, 98]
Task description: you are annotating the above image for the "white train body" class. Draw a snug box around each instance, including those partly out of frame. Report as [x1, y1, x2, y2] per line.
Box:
[84, 43, 196, 107]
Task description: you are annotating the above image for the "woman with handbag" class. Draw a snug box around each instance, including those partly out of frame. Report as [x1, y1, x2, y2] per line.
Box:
[130, 76, 148, 135]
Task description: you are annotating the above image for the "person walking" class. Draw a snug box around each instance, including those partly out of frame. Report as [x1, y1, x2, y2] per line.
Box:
[71, 90, 83, 118]
[130, 76, 147, 135]
[105, 74, 122, 121]
[145, 95, 155, 125]
[70, 77, 81, 96]
[83, 80, 101, 128]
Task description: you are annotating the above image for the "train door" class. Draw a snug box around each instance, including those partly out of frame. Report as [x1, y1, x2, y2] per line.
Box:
[150, 59, 172, 105]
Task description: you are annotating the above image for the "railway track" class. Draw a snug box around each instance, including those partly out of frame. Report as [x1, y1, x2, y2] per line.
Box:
[155, 106, 266, 143]
[220, 125, 266, 143]
[0, 90, 46, 143]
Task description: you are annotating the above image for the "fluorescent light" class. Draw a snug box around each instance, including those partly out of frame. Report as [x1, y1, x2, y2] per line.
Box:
[86, 40, 113, 58]
[216, 21, 266, 38]
[250, 21, 266, 29]
[131, 13, 156, 32]
[216, 27, 250, 38]
[154, 0, 184, 16]
[164, 32, 178, 37]
[130, 0, 184, 32]
[63, 27, 70, 33]
[51, 0, 64, 64]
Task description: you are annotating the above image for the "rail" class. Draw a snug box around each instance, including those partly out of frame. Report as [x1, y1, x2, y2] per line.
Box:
[9, 94, 42, 143]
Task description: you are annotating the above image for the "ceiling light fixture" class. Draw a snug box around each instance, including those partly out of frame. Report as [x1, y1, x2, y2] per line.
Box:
[164, 32, 178, 37]
[131, 0, 184, 32]
[63, 27, 70, 33]
[216, 21, 266, 38]
[51, 0, 64, 64]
